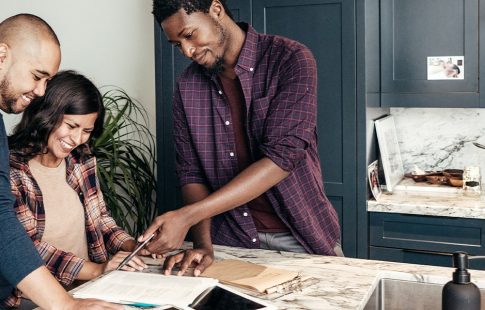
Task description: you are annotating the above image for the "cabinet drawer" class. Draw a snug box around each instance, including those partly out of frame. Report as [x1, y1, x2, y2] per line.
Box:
[370, 212, 485, 255]
[369, 246, 485, 270]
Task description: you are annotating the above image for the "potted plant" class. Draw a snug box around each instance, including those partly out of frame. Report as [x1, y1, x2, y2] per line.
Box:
[91, 87, 157, 236]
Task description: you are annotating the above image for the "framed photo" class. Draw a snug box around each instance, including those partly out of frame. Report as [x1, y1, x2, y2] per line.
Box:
[368, 160, 381, 200]
[374, 115, 404, 192]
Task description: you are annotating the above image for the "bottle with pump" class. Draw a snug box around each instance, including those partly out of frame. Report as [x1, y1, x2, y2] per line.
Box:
[442, 252, 480, 310]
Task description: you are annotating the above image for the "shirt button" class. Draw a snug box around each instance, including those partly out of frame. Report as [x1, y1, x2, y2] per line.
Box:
[252, 238, 257, 243]
[225, 121, 230, 125]
[249, 67, 254, 72]
[243, 212, 248, 217]
[218, 90, 223, 95]
[229, 152, 235, 157]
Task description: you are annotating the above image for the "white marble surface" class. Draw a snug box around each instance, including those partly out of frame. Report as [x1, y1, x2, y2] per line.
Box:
[391, 108, 485, 184]
[368, 190, 485, 219]
[368, 178, 485, 218]
[211, 244, 485, 310]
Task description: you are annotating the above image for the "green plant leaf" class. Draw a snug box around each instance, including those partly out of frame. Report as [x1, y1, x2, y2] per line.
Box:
[92, 87, 157, 236]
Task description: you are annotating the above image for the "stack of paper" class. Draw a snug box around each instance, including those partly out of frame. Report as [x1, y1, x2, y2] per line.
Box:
[201, 259, 299, 293]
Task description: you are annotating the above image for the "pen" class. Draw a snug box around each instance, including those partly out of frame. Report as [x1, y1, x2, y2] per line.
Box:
[116, 233, 155, 271]
[119, 300, 159, 308]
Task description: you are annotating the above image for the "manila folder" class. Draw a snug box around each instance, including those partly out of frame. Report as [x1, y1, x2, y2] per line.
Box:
[201, 259, 298, 293]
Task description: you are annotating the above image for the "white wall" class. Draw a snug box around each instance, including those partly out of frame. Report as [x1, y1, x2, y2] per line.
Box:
[1, 0, 156, 136]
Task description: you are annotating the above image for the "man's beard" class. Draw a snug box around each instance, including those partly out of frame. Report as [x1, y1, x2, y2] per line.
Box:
[206, 57, 224, 75]
[0, 77, 18, 114]
[205, 18, 227, 75]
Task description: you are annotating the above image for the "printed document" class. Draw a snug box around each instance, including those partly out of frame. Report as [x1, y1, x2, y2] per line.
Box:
[72, 270, 218, 307]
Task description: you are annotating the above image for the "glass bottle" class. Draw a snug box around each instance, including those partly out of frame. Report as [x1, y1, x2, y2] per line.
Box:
[463, 166, 481, 195]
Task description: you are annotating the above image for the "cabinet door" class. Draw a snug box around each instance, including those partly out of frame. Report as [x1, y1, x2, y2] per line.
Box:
[370, 212, 485, 269]
[252, 0, 357, 256]
[154, 1, 251, 211]
[380, 0, 479, 107]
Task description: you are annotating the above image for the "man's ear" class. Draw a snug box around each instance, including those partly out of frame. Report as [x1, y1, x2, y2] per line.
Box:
[0, 43, 8, 65]
[209, 0, 225, 21]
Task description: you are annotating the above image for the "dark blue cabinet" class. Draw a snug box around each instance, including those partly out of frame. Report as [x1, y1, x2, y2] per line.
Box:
[379, 0, 483, 108]
[154, 0, 360, 256]
[370, 212, 485, 269]
[252, 0, 358, 257]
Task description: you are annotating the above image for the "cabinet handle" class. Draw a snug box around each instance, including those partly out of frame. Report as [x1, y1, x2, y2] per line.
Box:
[402, 249, 452, 256]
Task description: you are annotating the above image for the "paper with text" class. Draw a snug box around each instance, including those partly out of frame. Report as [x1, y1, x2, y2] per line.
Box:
[72, 271, 218, 307]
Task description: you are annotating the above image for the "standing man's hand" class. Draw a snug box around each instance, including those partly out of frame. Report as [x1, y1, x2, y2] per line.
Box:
[139, 209, 193, 254]
[163, 247, 214, 277]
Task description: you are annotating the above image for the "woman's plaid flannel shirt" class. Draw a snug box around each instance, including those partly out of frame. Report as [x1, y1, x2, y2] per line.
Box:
[3, 152, 133, 307]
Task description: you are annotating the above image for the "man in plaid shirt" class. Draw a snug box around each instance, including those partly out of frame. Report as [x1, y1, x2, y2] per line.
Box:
[141, 0, 342, 275]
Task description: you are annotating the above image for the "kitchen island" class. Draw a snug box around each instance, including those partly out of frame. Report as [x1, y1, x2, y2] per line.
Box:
[211, 244, 485, 309]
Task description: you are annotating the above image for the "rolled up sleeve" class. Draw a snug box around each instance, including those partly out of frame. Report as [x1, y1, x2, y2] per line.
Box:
[173, 86, 207, 186]
[259, 48, 318, 172]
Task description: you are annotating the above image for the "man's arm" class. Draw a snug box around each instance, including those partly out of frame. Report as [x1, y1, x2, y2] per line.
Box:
[143, 157, 289, 253]
[162, 184, 213, 276]
[17, 266, 122, 310]
[182, 184, 213, 251]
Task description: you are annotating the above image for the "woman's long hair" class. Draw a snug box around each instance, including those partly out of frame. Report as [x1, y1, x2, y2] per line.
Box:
[8, 70, 105, 161]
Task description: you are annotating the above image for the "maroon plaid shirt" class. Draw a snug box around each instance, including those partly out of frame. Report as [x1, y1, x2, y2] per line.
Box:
[173, 23, 340, 255]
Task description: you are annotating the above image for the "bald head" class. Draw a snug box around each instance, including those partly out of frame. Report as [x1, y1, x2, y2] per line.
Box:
[0, 14, 61, 114]
[0, 13, 59, 56]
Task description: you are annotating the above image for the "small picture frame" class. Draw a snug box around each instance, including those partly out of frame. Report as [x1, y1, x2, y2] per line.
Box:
[374, 115, 404, 192]
[368, 160, 381, 200]
[427, 56, 464, 80]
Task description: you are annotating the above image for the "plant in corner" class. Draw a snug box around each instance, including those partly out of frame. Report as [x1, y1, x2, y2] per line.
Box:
[91, 87, 157, 236]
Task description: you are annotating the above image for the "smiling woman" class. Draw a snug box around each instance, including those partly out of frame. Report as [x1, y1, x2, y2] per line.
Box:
[8, 70, 105, 160]
[40, 112, 98, 167]
[5, 70, 149, 308]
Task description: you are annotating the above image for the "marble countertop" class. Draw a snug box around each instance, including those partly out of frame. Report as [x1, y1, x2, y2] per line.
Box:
[367, 178, 485, 219]
[213, 244, 485, 309]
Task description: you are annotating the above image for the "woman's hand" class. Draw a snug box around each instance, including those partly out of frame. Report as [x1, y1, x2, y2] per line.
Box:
[103, 251, 147, 273]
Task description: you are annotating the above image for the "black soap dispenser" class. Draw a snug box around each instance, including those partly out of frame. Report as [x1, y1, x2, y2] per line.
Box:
[442, 252, 480, 310]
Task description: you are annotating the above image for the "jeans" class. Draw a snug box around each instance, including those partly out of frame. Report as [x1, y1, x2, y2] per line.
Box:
[258, 231, 344, 256]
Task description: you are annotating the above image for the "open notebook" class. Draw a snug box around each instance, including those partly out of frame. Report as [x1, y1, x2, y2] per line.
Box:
[71, 270, 276, 310]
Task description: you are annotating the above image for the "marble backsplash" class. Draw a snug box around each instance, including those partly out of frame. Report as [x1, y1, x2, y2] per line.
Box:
[390, 108, 485, 182]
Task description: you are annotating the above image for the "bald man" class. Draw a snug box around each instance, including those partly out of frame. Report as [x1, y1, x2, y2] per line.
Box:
[0, 14, 121, 310]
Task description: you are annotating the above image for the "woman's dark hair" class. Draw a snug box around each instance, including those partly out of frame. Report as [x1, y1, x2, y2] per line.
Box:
[8, 70, 105, 160]
[152, 0, 233, 25]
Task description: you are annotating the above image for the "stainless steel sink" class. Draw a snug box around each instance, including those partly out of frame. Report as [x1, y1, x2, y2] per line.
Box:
[363, 278, 485, 310]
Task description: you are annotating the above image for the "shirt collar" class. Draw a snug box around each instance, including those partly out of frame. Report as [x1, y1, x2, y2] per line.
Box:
[234, 23, 258, 75]
[202, 22, 259, 79]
